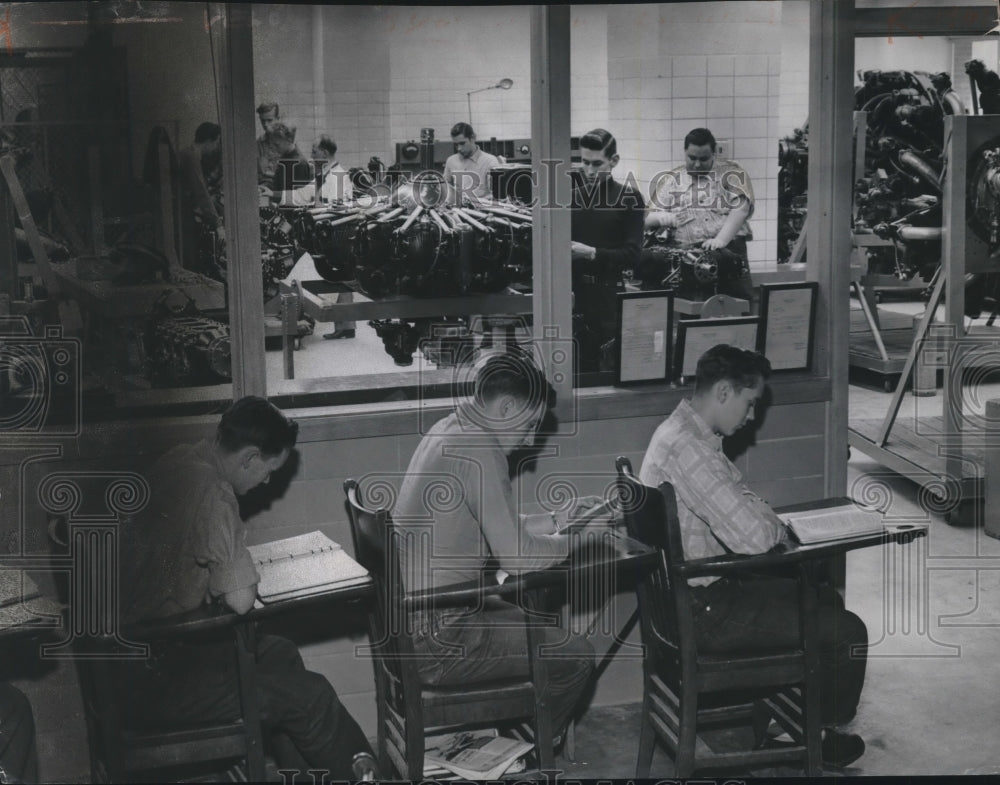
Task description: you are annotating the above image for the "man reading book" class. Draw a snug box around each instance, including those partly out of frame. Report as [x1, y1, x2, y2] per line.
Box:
[394, 351, 596, 746]
[119, 396, 377, 780]
[638, 344, 868, 770]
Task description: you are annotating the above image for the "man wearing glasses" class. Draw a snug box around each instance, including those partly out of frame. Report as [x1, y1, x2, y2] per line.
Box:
[570, 128, 645, 374]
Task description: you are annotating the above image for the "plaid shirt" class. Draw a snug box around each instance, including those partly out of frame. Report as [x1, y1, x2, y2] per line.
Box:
[650, 159, 754, 246]
[639, 399, 788, 586]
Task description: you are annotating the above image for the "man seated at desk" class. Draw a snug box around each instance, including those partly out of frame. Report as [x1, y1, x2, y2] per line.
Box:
[570, 128, 645, 374]
[119, 396, 377, 780]
[638, 344, 868, 770]
[644, 127, 755, 303]
[394, 352, 596, 747]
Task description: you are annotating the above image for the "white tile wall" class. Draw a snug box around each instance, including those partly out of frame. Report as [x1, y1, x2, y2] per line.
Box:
[252, 2, 801, 264]
[608, 1, 785, 264]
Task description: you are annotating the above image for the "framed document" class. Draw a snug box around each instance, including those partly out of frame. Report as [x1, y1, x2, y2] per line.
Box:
[757, 282, 818, 372]
[615, 290, 673, 384]
[674, 316, 759, 382]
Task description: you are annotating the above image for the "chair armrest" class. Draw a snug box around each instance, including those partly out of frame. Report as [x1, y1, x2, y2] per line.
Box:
[402, 570, 559, 611]
[403, 535, 656, 611]
[123, 602, 239, 642]
[675, 547, 806, 579]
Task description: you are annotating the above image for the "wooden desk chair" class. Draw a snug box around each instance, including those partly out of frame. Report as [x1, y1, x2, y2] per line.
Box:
[344, 478, 555, 780]
[47, 515, 266, 783]
[614, 457, 822, 777]
[78, 628, 266, 783]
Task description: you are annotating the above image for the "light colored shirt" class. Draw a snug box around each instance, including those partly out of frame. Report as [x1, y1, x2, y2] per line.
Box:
[639, 399, 787, 586]
[443, 147, 501, 201]
[121, 440, 260, 623]
[290, 161, 353, 206]
[393, 409, 568, 594]
[649, 159, 754, 245]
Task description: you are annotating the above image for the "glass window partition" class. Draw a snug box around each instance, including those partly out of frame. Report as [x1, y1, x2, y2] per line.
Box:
[255, 4, 539, 403]
[0, 2, 234, 426]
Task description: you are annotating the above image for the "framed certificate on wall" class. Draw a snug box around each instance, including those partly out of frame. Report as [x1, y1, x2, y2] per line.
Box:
[757, 282, 818, 372]
[674, 316, 759, 382]
[615, 290, 673, 384]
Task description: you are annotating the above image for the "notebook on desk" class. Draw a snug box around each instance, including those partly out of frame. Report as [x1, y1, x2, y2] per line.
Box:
[248, 531, 369, 604]
[779, 504, 885, 545]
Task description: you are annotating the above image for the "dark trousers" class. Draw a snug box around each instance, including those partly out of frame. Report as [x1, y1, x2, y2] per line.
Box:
[691, 575, 868, 727]
[122, 633, 372, 778]
[0, 683, 38, 783]
[574, 279, 621, 374]
[412, 598, 595, 734]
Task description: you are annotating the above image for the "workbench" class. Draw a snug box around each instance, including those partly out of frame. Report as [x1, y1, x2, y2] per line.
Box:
[275, 278, 533, 380]
[52, 259, 224, 318]
[288, 278, 532, 323]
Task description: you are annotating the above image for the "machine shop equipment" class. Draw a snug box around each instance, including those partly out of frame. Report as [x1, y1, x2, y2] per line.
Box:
[276, 163, 535, 367]
[145, 290, 231, 387]
[284, 174, 534, 300]
[776, 69, 974, 289]
[637, 242, 747, 301]
[369, 317, 477, 368]
[259, 206, 298, 301]
[849, 114, 1000, 524]
[853, 69, 961, 286]
[778, 124, 809, 264]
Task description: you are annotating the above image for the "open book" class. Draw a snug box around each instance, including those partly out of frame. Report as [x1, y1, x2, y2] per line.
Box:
[424, 729, 532, 780]
[779, 504, 885, 545]
[247, 531, 369, 604]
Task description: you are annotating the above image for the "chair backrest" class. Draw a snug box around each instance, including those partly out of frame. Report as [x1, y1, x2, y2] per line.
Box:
[615, 456, 693, 664]
[343, 478, 420, 695]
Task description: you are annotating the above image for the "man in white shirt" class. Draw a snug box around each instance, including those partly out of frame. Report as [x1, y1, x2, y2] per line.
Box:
[443, 122, 500, 203]
[288, 135, 352, 206]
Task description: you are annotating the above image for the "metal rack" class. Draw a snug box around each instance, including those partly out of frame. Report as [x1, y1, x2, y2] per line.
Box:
[849, 115, 1000, 523]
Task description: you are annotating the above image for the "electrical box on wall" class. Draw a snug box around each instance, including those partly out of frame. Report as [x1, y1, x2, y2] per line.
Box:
[716, 139, 730, 158]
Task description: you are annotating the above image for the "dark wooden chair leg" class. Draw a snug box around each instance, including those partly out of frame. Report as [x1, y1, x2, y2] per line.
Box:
[675, 693, 698, 777]
[234, 623, 266, 781]
[635, 687, 656, 778]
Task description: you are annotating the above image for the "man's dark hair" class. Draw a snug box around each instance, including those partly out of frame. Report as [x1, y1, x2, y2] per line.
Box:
[450, 122, 476, 140]
[315, 134, 338, 157]
[257, 102, 279, 117]
[684, 127, 717, 152]
[474, 352, 549, 412]
[694, 344, 771, 394]
[194, 122, 221, 144]
[579, 128, 617, 159]
[217, 396, 299, 457]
